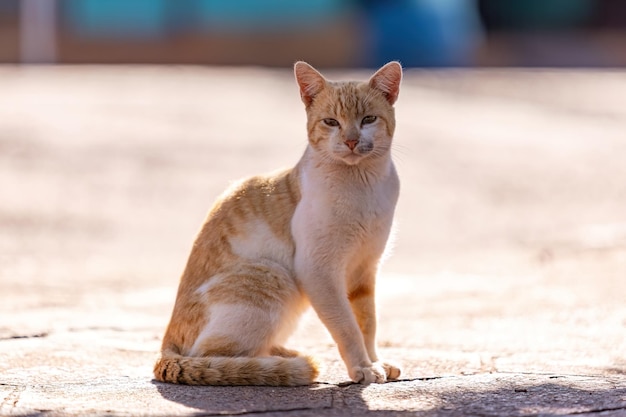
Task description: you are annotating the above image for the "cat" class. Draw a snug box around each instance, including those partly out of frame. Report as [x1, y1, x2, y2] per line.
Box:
[154, 61, 403, 386]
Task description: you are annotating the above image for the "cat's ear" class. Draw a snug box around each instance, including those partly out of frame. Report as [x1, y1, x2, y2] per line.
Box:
[369, 61, 402, 105]
[294, 61, 327, 107]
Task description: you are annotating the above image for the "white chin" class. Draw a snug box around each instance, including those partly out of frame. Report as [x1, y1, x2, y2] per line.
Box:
[341, 154, 363, 165]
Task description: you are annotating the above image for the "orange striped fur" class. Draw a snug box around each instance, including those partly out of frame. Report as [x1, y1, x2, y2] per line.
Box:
[154, 62, 403, 386]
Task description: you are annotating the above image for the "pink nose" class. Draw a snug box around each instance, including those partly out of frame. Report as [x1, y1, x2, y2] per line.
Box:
[344, 139, 359, 150]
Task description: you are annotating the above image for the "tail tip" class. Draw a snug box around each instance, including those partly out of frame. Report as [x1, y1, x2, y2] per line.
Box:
[293, 355, 320, 385]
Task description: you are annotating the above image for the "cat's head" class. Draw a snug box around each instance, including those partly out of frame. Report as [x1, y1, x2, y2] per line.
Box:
[294, 61, 402, 166]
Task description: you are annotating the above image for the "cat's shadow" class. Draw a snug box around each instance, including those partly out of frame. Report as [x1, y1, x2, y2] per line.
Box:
[153, 377, 626, 416]
[151, 379, 414, 415]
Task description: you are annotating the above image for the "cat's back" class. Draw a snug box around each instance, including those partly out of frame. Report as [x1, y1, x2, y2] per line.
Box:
[223, 168, 301, 254]
[187, 168, 301, 278]
[161, 167, 302, 355]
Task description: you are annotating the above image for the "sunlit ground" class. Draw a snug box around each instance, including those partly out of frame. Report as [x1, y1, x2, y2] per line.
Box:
[0, 66, 624, 415]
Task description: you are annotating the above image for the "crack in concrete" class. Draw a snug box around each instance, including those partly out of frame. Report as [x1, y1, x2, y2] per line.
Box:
[333, 375, 451, 388]
[330, 385, 338, 408]
[0, 332, 48, 341]
[568, 405, 626, 415]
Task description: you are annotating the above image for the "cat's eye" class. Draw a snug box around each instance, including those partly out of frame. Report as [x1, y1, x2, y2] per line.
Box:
[362, 115, 377, 125]
[323, 118, 340, 127]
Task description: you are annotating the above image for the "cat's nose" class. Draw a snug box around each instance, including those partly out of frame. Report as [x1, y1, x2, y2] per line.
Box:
[344, 139, 359, 151]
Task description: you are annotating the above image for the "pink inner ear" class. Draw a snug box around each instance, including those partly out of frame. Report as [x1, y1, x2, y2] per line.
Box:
[370, 62, 402, 105]
[295, 62, 326, 107]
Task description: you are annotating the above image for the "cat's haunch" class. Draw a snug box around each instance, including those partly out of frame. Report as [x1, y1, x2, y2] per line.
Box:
[155, 62, 402, 386]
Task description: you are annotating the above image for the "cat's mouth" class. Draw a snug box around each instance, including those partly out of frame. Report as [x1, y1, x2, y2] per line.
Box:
[339, 148, 373, 165]
[342, 153, 362, 165]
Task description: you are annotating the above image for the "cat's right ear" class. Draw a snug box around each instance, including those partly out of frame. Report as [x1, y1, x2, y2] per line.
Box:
[369, 61, 402, 105]
[294, 61, 326, 107]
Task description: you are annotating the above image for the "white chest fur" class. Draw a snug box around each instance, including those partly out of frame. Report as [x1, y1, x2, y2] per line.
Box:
[291, 151, 399, 278]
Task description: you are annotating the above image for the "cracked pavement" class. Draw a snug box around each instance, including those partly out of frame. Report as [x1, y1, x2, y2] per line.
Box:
[1, 66, 625, 416]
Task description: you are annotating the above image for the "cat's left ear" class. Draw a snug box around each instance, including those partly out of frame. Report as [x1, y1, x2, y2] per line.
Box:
[294, 61, 327, 107]
[369, 61, 402, 105]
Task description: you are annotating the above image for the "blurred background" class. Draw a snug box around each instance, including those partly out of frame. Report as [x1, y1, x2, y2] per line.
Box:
[2, 0, 626, 68]
[1, 2, 625, 398]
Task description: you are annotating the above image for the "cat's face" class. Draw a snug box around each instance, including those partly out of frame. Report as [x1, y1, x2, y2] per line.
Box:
[295, 62, 402, 166]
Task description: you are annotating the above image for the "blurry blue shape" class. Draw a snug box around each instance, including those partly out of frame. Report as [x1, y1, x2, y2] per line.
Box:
[363, 0, 483, 67]
[481, 0, 593, 29]
[191, 0, 348, 32]
[63, 0, 168, 39]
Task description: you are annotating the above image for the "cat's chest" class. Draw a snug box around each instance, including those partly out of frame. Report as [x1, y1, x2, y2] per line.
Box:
[296, 163, 399, 228]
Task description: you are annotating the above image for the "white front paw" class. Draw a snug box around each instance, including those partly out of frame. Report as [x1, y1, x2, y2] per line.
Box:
[376, 361, 402, 380]
[350, 363, 386, 384]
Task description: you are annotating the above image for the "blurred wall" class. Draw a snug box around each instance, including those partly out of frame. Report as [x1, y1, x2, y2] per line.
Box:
[1, 0, 625, 67]
[478, 0, 626, 67]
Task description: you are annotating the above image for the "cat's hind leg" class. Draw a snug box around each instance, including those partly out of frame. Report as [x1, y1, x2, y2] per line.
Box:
[165, 264, 320, 386]
[190, 263, 302, 356]
[270, 346, 301, 358]
[178, 295, 316, 385]
[189, 304, 275, 358]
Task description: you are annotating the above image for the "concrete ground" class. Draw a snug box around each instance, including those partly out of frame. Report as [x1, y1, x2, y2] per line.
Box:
[0, 66, 625, 416]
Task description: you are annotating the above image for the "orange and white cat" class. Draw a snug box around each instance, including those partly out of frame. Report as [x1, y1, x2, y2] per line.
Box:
[154, 61, 403, 386]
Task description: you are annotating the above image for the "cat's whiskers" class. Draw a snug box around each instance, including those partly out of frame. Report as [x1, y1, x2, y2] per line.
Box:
[390, 142, 410, 167]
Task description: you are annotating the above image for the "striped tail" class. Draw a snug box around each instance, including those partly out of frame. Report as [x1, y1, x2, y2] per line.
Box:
[154, 351, 319, 386]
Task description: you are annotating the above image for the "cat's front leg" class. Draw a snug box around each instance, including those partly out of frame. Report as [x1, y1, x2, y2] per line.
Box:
[295, 261, 386, 384]
[349, 278, 402, 381]
[309, 283, 386, 384]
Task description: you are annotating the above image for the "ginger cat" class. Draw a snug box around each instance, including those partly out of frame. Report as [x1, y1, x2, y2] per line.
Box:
[154, 61, 403, 386]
